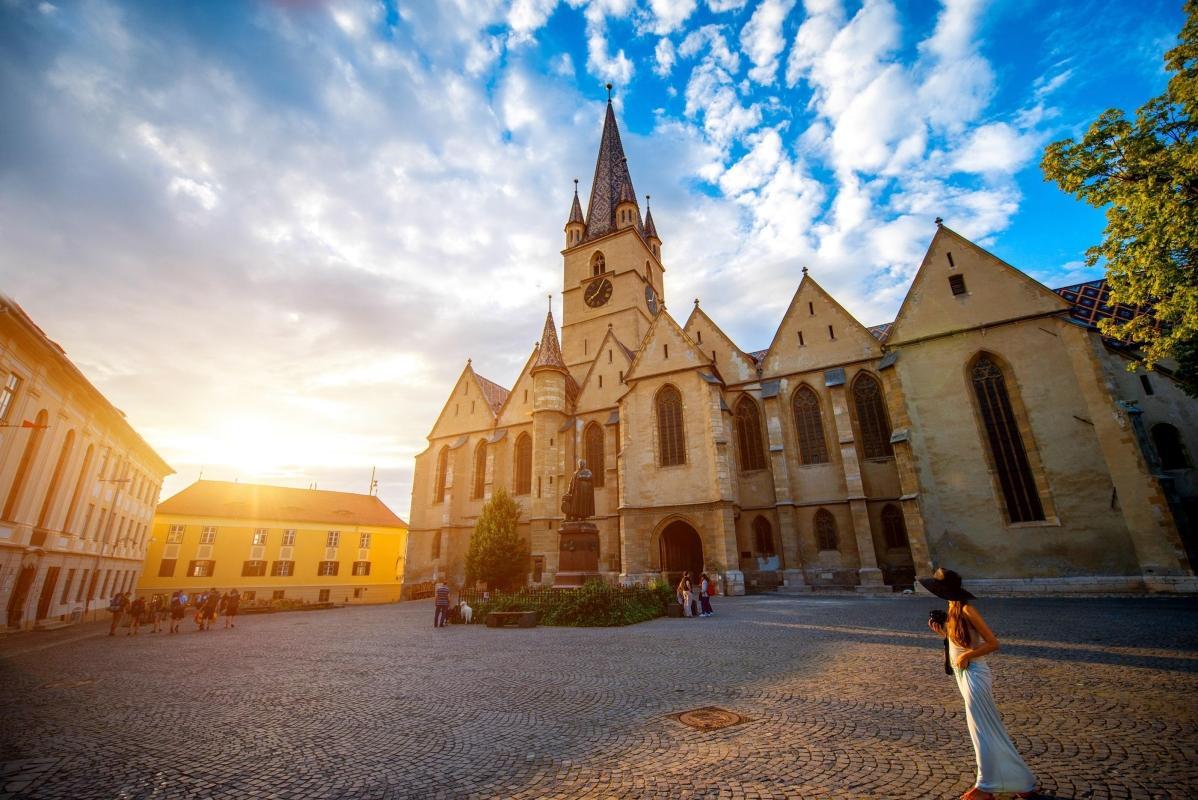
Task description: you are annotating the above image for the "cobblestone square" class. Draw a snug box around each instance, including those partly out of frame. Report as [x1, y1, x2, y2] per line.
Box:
[2, 594, 1197, 799]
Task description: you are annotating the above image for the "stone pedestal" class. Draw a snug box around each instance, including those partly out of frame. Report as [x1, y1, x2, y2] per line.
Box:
[778, 569, 812, 593]
[553, 520, 600, 587]
[855, 566, 891, 594]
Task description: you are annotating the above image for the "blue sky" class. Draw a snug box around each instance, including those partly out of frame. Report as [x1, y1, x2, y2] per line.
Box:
[0, 0, 1185, 517]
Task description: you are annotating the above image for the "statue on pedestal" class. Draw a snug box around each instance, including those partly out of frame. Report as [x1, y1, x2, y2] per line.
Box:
[560, 459, 595, 521]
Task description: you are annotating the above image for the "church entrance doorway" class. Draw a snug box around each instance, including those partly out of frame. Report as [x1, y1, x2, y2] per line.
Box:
[660, 520, 704, 589]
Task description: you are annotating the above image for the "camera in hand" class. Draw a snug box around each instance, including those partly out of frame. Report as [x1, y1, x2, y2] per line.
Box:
[929, 609, 947, 626]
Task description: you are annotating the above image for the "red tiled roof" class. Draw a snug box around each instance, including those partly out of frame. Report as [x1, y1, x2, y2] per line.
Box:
[532, 310, 568, 372]
[473, 373, 510, 414]
[157, 480, 407, 528]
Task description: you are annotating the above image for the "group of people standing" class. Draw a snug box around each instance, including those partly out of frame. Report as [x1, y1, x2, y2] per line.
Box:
[106, 588, 241, 636]
[675, 571, 715, 617]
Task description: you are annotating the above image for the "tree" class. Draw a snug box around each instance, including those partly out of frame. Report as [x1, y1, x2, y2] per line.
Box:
[465, 488, 530, 591]
[1041, 2, 1198, 392]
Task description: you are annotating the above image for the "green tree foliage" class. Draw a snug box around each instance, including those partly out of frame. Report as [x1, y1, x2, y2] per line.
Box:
[1041, 2, 1198, 390]
[465, 488, 530, 591]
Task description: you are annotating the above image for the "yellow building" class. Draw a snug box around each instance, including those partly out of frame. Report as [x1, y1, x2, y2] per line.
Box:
[139, 480, 407, 605]
[1, 294, 173, 631]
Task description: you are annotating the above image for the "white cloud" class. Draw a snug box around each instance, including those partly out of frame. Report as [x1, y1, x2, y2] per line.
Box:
[740, 0, 796, 85]
[648, 0, 698, 34]
[654, 37, 676, 77]
[950, 122, 1039, 175]
[707, 0, 748, 11]
[550, 51, 576, 78]
[508, 0, 559, 40]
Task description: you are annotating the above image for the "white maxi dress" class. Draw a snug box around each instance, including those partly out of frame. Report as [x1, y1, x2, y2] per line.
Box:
[949, 637, 1036, 794]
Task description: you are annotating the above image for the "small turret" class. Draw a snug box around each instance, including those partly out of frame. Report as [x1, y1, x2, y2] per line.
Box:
[565, 179, 585, 248]
[644, 195, 661, 259]
[615, 172, 639, 231]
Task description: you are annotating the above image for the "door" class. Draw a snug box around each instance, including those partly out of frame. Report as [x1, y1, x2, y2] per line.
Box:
[35, 566, 60, 621]
[660, 520, 704, 589]
[7, 565, 36, 628]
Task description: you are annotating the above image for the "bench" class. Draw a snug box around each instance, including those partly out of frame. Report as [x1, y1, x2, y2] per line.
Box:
[485, 611, 538, 628]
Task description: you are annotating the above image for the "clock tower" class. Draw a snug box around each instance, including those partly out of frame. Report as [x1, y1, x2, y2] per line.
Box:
[560, 91, 664, 381]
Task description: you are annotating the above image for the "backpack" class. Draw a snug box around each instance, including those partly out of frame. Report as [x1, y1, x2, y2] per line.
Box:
[108, 596, 122, 612]
[706, 580, 717, 597]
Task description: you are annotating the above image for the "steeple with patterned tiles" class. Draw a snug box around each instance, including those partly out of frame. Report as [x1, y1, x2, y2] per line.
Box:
[565, 178, 585, 248]
[532, 305, 568, 374]
[583, 88, 642, 241]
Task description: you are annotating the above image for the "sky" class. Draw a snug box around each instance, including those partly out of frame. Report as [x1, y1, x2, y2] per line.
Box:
[0, 0, 1186, 520]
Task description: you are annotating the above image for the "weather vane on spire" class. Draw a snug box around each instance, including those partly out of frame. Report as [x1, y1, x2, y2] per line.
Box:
[606, 82, 613, 102]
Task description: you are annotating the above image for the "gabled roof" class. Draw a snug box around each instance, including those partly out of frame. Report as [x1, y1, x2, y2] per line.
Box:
[1054, 279, 1154, 331]
[157, 480, 407, 528]
[624, 308, 714, 383]
[867, 323, 893, 341]
[473, 372, 510, 414]
[583, 99, 642, 242]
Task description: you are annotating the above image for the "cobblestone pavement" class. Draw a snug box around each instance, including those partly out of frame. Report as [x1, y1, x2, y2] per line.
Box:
[2, 594, 1197, 800]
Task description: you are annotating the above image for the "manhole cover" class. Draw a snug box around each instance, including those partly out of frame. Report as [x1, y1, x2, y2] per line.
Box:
[672, 706, 749, 731]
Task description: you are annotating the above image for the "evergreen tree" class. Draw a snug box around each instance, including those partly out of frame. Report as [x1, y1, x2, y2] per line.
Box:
[1041, 1, 1198, 392]
[465, 488, 529, 591]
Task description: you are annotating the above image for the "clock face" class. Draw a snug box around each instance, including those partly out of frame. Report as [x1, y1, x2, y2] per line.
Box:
[645, 284, 659, 316]
[584, 277, 613, 308]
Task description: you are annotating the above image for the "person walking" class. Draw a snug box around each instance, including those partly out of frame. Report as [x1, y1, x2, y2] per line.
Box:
[169, 591, 185, 634]
[922, 568, 1038, 800]
[148, 594, 165, 633]
[677, 572, 693, 618]
[201, 589, 220, 631]
[433, 578, 450, 628]
[698, 572, 715, 617]
[107, 591, 128, 636]
[126, 595, 146, 636]
[223, 589, 240, 629]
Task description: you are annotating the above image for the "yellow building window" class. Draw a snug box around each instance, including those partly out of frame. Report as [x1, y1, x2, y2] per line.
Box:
[359, 532, 371, 549]
[271, 561, 294, 577]
[167, 525, 185, 544]
[242, 560, 267, 577]
[188, 560, 215, 577]
[252, 529, 268, 546]
[352, 561, 371, 576]
[326, 531, 340, 548]
[282, 529, 296, 547]
[199, 527, 217, 545]
[318, 560, 339, 576]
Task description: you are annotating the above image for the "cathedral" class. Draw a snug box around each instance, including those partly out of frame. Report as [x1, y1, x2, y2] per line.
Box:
[404, 98, 1198, 596]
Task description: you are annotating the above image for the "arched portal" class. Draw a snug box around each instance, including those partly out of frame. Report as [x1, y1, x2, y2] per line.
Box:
[659, 520, 704, 588]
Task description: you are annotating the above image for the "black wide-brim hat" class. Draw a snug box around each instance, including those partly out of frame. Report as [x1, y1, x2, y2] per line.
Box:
[918, 568, 975, 601]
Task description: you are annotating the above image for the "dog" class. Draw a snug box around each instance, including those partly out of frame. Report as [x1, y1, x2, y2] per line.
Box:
[459, 600, 473, 624]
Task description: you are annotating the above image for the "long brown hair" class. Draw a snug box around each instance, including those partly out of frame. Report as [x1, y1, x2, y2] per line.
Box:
[946, 600, 972, 647]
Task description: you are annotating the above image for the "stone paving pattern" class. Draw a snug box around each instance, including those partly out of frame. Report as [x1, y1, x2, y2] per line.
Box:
[1, 594, 1197, 799]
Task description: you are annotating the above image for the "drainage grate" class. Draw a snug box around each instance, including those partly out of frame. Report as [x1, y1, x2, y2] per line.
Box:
[672, 706, 750, 731]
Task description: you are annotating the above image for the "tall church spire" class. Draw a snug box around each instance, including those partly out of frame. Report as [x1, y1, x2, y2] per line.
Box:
[583, 88, 641, 241]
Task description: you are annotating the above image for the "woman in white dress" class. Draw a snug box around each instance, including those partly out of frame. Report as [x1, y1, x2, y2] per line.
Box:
[922, 568, 1038, 800]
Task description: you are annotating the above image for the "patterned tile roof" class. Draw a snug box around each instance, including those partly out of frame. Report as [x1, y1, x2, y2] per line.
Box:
[532, 309, 568, 372]
[1054, 279, 1153, 330]
[473, 372, 510, 414]
[867, 323, 893, 341]
[157, 480, 407, 528]
[747, 349, 768, 363]
[567, 185, 584, 225]
[644, 206, 659, 240]
[583, 100, 642, 242]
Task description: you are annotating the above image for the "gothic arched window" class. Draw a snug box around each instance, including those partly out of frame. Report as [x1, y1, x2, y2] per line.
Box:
[37, 429, 75, 528]
[970, 354, 1045, 522]
[1152, 423, 1190, 470]
[590, 251, 606, 276]
[656, 385, 686, 466]
[852, 372, 893, 459]
[881, 504, 908, 549]
[734, 396, 767, 471]
[815, 509, 838, 551]
[514, 433, 533, 495]
[471, 441, 487, 500]
[3, 408, 48, 521]
[585, 423, 605, 487]
[792, 385, 829, 464]
[433, 446, 449, 504]
[753, 515, 774, 555]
